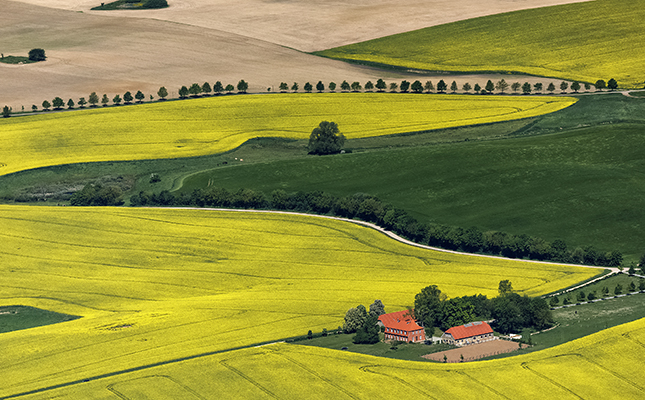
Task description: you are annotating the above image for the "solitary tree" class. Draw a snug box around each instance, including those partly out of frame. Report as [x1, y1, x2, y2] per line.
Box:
[189, 83, 202, 97]
[570, 82, 581, 93]
[560, 81, 569, 93]
[279, 82, 288, 92]
[329, 82, 337, 92]
[178, 86, 189, 99]
[462, 82, 472, 93]
[522, 82, 532, 95]
[2, 105, 10, 118]
[42, 100, 51, 110]
[511, 82, 521, 93]
[89, 92, 99, 107]
[400, 80, 410, 93]
[533, 82, 543, 93]
[450, 81, 458, 93]
[411, 80, 423, 93]
[135, 90, 145, 103]
[547, 82, 556, 93]
[369, 299, 386, 317]
[498, 280, 514, 296]
[291, 82, 299, 92]
[316, 81, 325, 92]
[202, 82, 212, 96]
[123, 91, 134, 104]
[496, 79, 509, 94]
[213, 81, 224, 95]
[67, 98, 75, 109]
[595, 80, 606, 91]
[436, 80, 447, 93]
[78, 97, 87, 108]
[112, 94, 122, 105]
[157, 86, 168, 100]
[308, 121, 345, 155]
[474, 83, 481, 93]
[28, 48, 46, 62]
[424, 80, 434, 93]
[304, 82, 313, 93]
[484, 80, 494, 94]
[343, 305, 367, 333]
[101, 94, 110, 107]
[607, 78, 618, 90]
[364, 81, 374, 91]
[350, 81, 362, 92]
[584, 82, 591, 91]
[340, 80, 350, 91]
[52, 97, 64, 110]
[237, 80, 249, 93]
[389, 82, 398, 92]
[353, 314, 380, 344]
[31, 104, 38, 112]
[225, 84, 235, 93]
[414, 285, 445, 337]
[375, 79, 386, 92]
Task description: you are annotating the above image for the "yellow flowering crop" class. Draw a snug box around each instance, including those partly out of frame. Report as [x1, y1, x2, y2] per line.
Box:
[0, 94, 575, 176]
[0, 206, 598, 397]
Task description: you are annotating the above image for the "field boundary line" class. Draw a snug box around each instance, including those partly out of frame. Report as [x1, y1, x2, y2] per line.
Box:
[154, 206, 615, 273]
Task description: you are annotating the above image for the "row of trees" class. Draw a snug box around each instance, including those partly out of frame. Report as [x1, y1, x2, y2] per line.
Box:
[125, 188, 623, 267]
[414, 281, 554, 335]
[276, 78, 618, 95]
[551, 280, 645, 306]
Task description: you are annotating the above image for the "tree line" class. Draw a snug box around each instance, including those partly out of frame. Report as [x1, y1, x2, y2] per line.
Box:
[3, 76, 620, 117]
[125, 187, 623, 267]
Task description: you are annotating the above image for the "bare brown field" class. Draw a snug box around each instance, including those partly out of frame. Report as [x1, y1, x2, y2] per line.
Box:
[16, 0, 594, 51]
[424, 340, 528, 362]
[0, 1, 560, 112]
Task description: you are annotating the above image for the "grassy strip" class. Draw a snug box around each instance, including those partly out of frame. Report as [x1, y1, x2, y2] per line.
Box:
[0, 93, 574, 177]
[315, 0, 645, 88]
[0, 306, 79, 334]
[0, 56, 34, 65]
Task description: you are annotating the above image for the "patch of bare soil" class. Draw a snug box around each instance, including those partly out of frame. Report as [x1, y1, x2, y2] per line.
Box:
[0, 1, 558, 111]
[14, 0, 594, 51]
[424, 339, 528, 363]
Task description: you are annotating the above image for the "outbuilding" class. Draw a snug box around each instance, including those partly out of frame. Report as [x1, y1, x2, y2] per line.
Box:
[441, 321, 496, 346]
[378, 310, 425, 343]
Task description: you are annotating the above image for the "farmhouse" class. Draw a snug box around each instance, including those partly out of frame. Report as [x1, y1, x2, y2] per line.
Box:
[441, 321, 496, 346]
[378, 310, 425, 343]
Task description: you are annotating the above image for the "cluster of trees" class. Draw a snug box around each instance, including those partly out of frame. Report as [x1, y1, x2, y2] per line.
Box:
[343, 300, 385, 344]
[414, 281, 554, 335]
[69, 184, 124, 206]
[126, 187, 623, 267]
[28, 48, 46, 62]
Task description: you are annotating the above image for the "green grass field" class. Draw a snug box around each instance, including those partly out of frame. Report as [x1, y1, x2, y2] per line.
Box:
[315, 0, 645, 88]
[180, 94, 645, 260]
[0, 305, 79, 334]
[0, 93, 574, 177]
[0, 205, 598, 397]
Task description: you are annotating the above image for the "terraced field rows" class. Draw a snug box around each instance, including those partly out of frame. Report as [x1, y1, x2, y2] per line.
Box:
[0, 94, 575, 176]
[0, 206, 597, 397]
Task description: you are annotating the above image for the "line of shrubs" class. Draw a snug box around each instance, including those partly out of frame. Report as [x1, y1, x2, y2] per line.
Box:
[127, 187, 624, 267]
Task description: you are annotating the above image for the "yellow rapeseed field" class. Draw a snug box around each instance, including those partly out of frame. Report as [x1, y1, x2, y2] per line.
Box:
[0, 206, 598, 397]
[0, 94, 576, 176]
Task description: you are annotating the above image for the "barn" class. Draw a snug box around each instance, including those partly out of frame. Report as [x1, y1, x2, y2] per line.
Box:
[441, 321, 496, 346]
[378, 310, 425, 343]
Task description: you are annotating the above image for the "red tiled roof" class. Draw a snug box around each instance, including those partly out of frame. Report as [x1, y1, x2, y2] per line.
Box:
[378, 310, 423, 332]
[444, 321, 493, 340]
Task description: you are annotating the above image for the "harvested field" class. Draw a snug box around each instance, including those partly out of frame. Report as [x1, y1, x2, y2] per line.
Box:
[1, 0, 590, 108]
[16, 0, 593, 51]
[423, 339, 528, 363]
